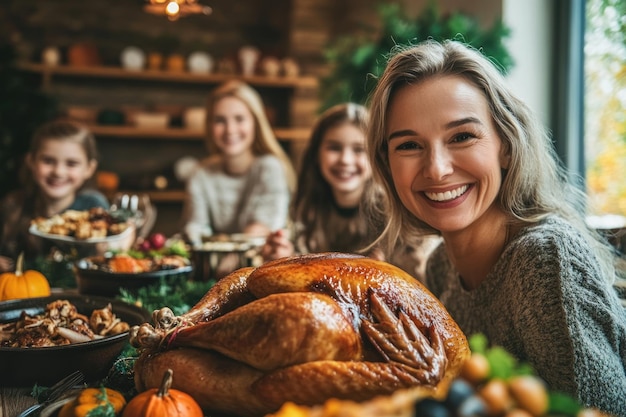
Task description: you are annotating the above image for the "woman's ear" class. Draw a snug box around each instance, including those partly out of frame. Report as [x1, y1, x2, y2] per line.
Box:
[85, 159, 98, 179]
[25, 152, 34, 168]
[499, 147, 511, 170]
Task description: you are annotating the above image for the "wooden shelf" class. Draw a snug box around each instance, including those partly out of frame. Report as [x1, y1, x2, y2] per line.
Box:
[104, 189, 187, 203]
[140, 190, 186, 203]
[18, 63, 318, 89]
[89, 125, 311, 142]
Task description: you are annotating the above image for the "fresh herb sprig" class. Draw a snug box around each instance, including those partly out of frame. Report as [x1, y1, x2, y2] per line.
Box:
[116, 276, 215, 316]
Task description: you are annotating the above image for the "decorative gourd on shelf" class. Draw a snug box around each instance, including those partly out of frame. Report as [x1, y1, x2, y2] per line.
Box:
[0, 253, 51, 301]
[122, 369, 203, 417]
[59, 387, 127, 417]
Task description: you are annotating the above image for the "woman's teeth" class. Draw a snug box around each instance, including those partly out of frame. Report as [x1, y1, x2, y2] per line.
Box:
[425, 185, 468, 202]
[333, 171, 355, 179]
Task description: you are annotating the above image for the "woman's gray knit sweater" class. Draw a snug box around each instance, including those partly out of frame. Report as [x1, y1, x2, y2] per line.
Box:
[425, 216, 626, 416]
[183, 155, 290, 245]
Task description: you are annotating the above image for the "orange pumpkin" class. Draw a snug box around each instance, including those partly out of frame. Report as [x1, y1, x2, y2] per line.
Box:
[0, 253, 50, 301]
[58, 387, 126, 417]
[122, 369, 203, 417]
[96, 171, 120, 193]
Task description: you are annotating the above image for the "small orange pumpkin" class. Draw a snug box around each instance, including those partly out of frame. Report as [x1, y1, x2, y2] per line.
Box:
[0, 253, 50, 301]
[58, 387, 126, 417]
[122, 369, 203, 417]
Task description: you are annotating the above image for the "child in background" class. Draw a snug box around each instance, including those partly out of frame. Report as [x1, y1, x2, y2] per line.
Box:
[182, 80, 296, 277]
[0, 119, 109, 272]
[261, 103, 439, 281]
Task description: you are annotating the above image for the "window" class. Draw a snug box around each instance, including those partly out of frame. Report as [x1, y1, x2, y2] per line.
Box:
[584, 0, 626, 218]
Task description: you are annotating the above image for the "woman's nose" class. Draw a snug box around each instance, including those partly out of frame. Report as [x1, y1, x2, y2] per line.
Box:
[339, 149, 355, 164]
[224, 121, 235, 134]
[50, 163, 64, 176]
[424, 148, 453, 180]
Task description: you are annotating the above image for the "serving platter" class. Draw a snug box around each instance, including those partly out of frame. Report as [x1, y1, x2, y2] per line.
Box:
[29, 223, 134, 245]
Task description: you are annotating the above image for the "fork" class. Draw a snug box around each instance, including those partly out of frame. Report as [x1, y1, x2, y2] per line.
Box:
[17, 370, 85, 417]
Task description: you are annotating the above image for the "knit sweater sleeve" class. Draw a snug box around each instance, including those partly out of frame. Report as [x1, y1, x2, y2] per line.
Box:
[504, 219, 626, 415]
[242, 155, 290, 231]
[183, 167, 212, 245]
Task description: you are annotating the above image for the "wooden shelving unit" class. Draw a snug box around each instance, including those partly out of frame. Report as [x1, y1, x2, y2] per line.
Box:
[88, 125, 311, 142]
[136, 190, 187, 203]
[19, 63, 315, 144]
[18, 63, 318, 90]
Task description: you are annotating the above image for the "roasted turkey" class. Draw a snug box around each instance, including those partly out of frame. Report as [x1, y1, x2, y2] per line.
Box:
[130, 252, 470, 417]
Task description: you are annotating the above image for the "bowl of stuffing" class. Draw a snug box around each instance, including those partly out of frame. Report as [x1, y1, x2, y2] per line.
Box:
[0, 293, 151, 386]
[73, 236, 193, 297]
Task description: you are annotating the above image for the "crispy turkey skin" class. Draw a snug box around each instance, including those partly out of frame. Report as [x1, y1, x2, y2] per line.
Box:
[130, 252, 469, 417]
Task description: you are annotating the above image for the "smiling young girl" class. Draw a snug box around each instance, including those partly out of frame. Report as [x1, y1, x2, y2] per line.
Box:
[0, 119, 109, 272]
[262, 103, 374, 259]
[367, 39, 626, 415]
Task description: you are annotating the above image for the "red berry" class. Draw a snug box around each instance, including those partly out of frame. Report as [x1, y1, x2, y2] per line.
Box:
[148, 233, 167, 250]
[138, 239, 152, 252]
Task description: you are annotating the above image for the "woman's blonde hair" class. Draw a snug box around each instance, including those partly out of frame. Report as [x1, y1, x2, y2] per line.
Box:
[367, 39, 616, 282]
[204, 80, 296, 192]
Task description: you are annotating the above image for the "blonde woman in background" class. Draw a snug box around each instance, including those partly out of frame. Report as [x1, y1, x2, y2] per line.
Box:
[183, 81, 296, 277]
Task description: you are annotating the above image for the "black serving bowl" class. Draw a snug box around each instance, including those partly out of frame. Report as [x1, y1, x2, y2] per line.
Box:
[74, 257, 193, 297]
[0, 293, 151, 387]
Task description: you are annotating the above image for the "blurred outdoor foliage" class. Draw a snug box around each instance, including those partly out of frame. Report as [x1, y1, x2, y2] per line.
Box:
[585, 0, 626, 216]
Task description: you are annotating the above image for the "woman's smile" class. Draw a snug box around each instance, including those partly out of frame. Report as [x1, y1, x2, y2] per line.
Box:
[424, 184, 470, 202]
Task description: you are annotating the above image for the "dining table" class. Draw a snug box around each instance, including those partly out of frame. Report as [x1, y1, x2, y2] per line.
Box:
[0, 387, 37, 417]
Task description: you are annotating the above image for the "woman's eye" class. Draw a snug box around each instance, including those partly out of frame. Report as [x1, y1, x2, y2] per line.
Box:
[324, 144, 342, 152]
[452, 132, 476, 143]
[235, 115, 249, 124]
[394, 141, 421, 151]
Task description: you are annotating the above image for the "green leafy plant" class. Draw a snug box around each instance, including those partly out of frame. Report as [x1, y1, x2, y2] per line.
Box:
[320, 2, 513, 110]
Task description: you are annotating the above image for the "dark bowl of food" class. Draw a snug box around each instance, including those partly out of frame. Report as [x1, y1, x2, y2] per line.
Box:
[0, 293, 151, 386]
[74, 254, 193, 297]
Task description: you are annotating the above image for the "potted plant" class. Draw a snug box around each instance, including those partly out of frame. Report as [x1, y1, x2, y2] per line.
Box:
[320, 2, 514, 110]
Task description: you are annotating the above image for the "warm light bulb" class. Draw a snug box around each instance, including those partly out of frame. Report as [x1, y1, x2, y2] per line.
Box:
[165, 1, 180, 16]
